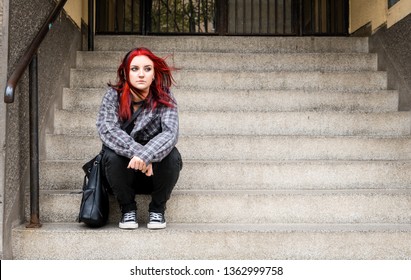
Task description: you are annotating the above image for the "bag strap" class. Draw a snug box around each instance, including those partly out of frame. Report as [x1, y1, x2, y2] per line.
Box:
[121, 101, 144, 130]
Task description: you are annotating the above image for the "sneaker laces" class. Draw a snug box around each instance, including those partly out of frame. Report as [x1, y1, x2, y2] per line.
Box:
[123, 211, 136, 221]
[149, 212, 163, 222]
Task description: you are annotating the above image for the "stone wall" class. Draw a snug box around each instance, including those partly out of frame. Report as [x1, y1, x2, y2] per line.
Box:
[2, 0, 81, 259]
[0, 0, 5, 260]
[370, 13, 411, 110]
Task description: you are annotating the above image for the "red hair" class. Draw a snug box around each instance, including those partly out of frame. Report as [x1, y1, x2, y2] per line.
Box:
[109, 47, 176, 121]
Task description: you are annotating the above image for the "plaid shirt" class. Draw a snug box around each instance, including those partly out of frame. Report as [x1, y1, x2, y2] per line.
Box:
[96, 87, 179, 165]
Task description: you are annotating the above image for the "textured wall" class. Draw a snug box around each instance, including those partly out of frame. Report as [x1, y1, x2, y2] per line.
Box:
[370, 13, 411, 110]
[0, 0, 6, 259]
[350, 0, 411, 33]
[350, 0, 386, 33]
[0, 1, 3, 31]
[3, 0, 81, 259]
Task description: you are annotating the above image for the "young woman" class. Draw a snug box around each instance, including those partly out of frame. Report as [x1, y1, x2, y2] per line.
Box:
[96, 47, 182, 230]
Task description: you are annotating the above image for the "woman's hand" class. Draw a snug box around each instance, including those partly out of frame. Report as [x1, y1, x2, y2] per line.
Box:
[128, 156, 153, 176]
[128, 156, 146, 171]
[144, 164, 153, 177]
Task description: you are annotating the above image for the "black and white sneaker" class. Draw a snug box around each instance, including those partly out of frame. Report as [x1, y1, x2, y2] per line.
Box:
[147, 212, 166, 229]
[119, 210, 138, 229]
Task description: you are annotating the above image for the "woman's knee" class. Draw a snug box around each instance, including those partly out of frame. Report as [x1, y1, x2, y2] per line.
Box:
[152, 147, 182, 180]
[103, 147, 125, 164]
[161, 147, 183, 171]
[101, 147, 133, 183]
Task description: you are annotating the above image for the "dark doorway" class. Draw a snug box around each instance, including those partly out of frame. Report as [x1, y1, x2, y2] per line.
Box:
[301, 0, 348, 35]
[95, 0, 348, 36]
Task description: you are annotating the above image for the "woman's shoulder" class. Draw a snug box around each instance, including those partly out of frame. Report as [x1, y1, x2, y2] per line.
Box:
[106, 86, 118, 95]
[103, 87, 119, 101]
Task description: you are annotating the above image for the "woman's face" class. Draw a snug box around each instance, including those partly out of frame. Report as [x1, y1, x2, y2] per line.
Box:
[128, 55, 155, 96]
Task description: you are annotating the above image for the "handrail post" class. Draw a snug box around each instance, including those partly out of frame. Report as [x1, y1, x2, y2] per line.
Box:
[3, 0, 68, 229]
[27, 53, 41, 228]
[88, 0, 94, 51]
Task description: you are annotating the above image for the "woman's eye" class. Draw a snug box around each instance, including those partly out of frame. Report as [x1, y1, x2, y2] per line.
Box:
[131, 67, 138, 71]
[144, 67, 152, 72]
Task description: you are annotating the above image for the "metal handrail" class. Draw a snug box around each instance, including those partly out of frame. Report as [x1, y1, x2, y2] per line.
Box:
[88, 0, 94, 51]
[3, 0, 69, 228]
[4, 0, 68, 103]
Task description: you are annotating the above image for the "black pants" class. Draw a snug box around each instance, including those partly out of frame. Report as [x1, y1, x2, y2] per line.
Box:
[102, 146, 182, 214]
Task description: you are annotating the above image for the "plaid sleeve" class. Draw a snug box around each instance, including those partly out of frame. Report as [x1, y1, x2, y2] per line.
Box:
[137, 95, 179, 164]
[96, 88, 143, 159]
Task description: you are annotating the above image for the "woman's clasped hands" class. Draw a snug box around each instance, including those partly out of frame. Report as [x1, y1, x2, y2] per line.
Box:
[128, 156, 153, 176]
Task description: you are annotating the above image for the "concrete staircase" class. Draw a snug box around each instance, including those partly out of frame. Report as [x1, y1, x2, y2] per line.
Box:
[12, 36, 411, 259]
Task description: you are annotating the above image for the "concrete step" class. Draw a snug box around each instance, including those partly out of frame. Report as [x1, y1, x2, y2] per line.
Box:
[178, 135, 411, 161]
[62, 88, 399, 113]
[45, 134, 411, 161]
[12, 223, 411, 259]
[94, 35, 370, 53]
[76, 51, 378, 72]
[40, 160, 411, 191]
[53, 110, 411, 137]
[32, 189, 411, 224]
[179, 111, 411, 136]
[70, 69, 387, 92]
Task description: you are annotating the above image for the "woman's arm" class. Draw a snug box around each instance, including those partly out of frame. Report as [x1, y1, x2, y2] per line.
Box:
[137, 103, 179, 165]
[96, 88, 144, 159]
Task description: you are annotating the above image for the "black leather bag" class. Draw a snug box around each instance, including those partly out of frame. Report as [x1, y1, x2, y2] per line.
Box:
[78, 151, 109, 227]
